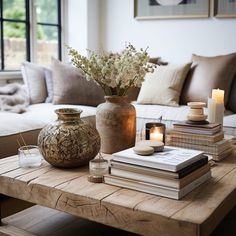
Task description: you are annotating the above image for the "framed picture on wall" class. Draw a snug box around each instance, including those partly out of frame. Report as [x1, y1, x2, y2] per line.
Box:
[134, 0, 210, 19]
[214, 0, 236, 18]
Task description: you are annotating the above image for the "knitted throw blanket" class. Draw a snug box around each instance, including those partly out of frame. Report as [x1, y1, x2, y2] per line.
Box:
[0, 83, 29, 113]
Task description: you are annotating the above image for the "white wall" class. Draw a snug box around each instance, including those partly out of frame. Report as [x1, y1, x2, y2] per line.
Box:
[101, 0, 236, 64]
[66, 0, 101, 58]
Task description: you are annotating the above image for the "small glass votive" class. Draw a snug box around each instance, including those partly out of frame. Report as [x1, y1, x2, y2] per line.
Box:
[18, 145, 42, 168]
[88, 153, 108, 183]
[145, 122, 166, 143]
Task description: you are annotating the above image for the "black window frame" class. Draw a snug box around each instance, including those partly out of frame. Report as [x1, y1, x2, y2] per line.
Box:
[0, 0, 62, 72]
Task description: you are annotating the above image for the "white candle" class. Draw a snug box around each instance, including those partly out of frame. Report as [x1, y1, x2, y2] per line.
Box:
[212, 89, 224, 104]
[207, 98, 216, 123]
[208, 95, 224, 125]
[215, 103, 224, 125]
[150, 129, 163, 142]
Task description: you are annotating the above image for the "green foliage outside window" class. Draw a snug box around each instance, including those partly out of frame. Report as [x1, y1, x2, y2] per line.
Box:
[3, 0, 58, 40]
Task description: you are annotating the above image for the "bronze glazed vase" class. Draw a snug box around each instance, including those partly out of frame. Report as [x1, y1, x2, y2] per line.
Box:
[38, 108, 100, 168]
[96, 96, 136, 154]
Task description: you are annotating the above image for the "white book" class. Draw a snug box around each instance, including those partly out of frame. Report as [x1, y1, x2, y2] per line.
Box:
[110, 163, 210, 189]
[104, 171, 211, 200]
[112, 146, 204, 172]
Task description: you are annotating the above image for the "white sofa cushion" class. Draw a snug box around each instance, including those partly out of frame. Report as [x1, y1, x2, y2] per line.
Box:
[137, 63, 191, 106]
[21, 61, 47, 104]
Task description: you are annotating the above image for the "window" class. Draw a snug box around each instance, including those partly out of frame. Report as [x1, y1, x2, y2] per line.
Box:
[0, 0, 62, 71]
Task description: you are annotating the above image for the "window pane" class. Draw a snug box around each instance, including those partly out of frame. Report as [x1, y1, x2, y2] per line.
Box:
[4, 22, 26, 70]
[36, 25, 58, 65]
[3, 0, 26, 20]
[36, 0, 58, 24]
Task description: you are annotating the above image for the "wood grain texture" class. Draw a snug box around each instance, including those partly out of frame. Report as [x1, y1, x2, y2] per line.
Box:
[3, 205, 137, 236]
[0, 151, 236, 236]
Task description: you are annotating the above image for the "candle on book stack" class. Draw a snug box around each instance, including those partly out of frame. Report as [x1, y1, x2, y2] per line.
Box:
[146, 122, 166, 143]
[208, 89, 224, 125]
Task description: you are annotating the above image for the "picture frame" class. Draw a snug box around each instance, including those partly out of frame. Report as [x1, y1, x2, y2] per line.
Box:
[214, 0, 236, 18]
[134, 0, 210, 20]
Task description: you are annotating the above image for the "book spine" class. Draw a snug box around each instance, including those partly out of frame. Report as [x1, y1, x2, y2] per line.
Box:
[104, 175, 180, 200]
[169, 131, 224, 143]
[168, 134, 224, 145]
[104, 171, 211, 200]
[110, 161, 178, 179]
[173, 127, 218, 135]
[178, 171, 211, 199]
[169, 141, 231, 155]
[110, 167, 180, 188]
[111, 157, 208, 179]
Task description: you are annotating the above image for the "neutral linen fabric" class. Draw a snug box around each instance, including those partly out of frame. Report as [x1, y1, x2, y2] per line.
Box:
[0, 103, 96, 136]
[137, 63, 191, 106]
[181, 53, 236, 105]
[52, 58, 105, 106]
[21, 61, 47, 104]
[44, 67, 53, 103]
[227, 75, 236, 113]
[0, 83, 29, 113]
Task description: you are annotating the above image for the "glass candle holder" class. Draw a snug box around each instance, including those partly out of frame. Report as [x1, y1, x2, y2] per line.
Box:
[88, 152, 108, 183]
[145, 122, 166, 143]
[18, 145, 42, 168]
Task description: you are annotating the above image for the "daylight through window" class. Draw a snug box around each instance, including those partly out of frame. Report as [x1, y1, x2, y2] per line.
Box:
[0, 0, 61, 71]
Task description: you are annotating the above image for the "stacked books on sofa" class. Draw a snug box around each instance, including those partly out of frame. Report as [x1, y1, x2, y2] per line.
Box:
[167, 122, 232, 161]
[104, 146, 211, 200]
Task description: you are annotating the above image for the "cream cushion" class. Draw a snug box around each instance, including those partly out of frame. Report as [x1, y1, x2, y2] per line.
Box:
[181, 53, 236, 105]
[21, 61, 47, 104]
[137, 63, 191, 106]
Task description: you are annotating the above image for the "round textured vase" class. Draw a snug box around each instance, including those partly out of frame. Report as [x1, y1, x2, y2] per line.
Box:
[96, 96, 136, 154]
[38, 108, 101, 168]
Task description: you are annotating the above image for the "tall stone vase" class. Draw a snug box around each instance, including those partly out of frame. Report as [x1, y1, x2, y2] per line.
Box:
[96, 96, 136, 154]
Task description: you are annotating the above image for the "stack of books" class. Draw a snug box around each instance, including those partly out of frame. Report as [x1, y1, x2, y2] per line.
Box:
[168, 122, 232, 161]
[104, 146, 211, 200]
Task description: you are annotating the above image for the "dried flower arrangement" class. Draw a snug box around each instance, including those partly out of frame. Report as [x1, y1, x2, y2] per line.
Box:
[67, 43, 155, 96]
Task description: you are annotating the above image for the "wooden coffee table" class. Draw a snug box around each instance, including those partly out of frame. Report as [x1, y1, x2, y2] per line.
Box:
[0, 151, 236, 236]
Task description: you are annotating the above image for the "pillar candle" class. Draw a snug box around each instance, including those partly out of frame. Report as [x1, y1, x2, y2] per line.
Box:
[212, 89, 224, 104]
[207, 98, 216, 123]
[208, 89, 225, 125]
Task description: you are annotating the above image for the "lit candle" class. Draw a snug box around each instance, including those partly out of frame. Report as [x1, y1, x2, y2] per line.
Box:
[208, 88, 225, 125]
[150, 128, 163, 142]
[212, 89, 224, 104]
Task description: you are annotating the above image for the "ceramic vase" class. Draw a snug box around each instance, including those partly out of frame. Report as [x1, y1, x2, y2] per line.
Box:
[38, 108, 100, 168]
[96, 96, 136, 154]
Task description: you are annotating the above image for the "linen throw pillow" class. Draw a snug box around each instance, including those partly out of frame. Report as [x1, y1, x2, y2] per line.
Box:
[52, 58, 105, 106]
[181, 53, 236, 105]
[44, 67, 53, 103]
[227, 75, 236, 112]
[21, 61, 47, 104]
[137, 63, 191, 106]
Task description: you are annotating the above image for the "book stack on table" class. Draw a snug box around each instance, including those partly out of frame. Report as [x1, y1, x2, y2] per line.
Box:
[104, 147, 211, 200]
[167, 122, 232, 161]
